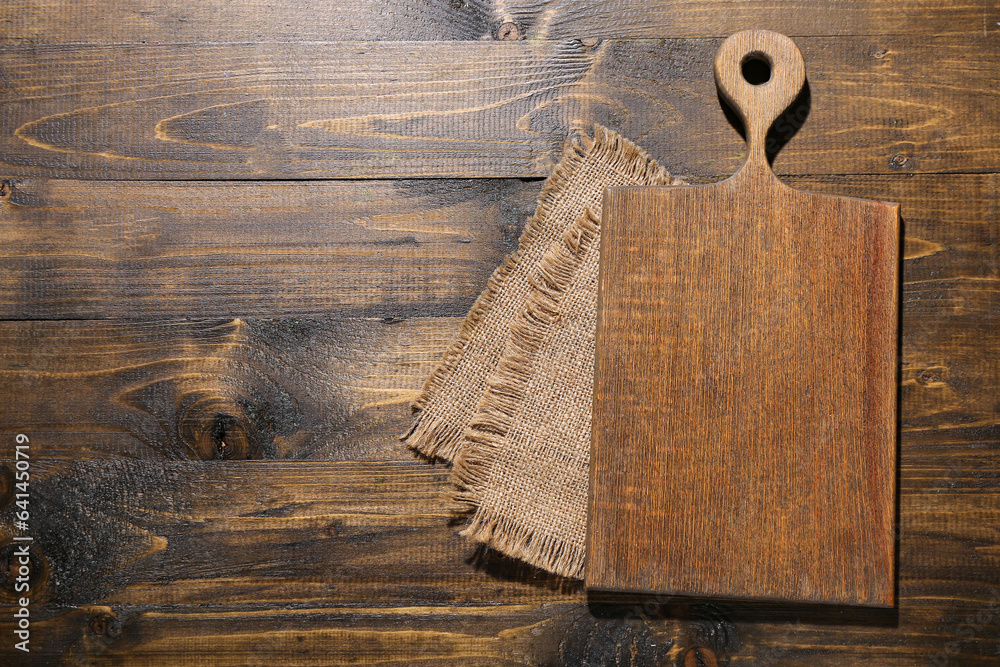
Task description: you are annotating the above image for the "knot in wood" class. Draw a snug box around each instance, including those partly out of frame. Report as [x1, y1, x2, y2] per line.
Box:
[88, 610, 119, 637]
[889, 153, 912, 170]
[917, 369, 942, 385]
[558, 609, 672, 665]
[179, 396, 257, 460]
[683, 646, 720, 667]
[495, 22, 521, 41]
[202, 412, 252, 460]
[0, 542, 50, 602]
[0, 464, 13, 510]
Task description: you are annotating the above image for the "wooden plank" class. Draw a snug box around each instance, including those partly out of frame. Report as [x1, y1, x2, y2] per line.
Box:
[0, 36, 996, 180]
[0, 174, 991, 320]
[0, 458, 996, 664]
[2, 0, 995, 44]
[0, 178, 538, 319]
[12, 604, 620, 667]
[500, 0, 1000, 39]
[4, 598, 1000, 665]
[0, 0, 495, 43]
[0, 303, 990, 462]
[0, 460, 579, 606]
[0, 318, 462, 461]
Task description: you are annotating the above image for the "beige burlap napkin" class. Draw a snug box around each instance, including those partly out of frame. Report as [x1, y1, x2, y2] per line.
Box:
[405, 125, 679, 578]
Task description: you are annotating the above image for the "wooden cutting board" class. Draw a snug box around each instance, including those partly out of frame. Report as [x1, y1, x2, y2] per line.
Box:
[587, 30, 899, 607]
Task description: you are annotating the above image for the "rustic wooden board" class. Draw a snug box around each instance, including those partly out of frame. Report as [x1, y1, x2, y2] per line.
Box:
[0, 0, 495, 43]
[6, 604, 603, 667]
[0, 178, 537, 319]
[0, 318, 459, 461]
[495, 0, 1000, 39]
[590, 184, 899, 603]
[0, 288, 995, 464]
[0, 458, 996, 664]
[0, 460, 584, 608]
[2, 0, 995, 43]
[0, 36, 997, 179]
[0, 275, 996, 463]
[0, 174, 993, 319]
[3, 597, 999, 666]
[590, 32, 898, 606]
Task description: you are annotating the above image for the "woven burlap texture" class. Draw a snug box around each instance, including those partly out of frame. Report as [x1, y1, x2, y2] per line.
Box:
[405, 124, 679, 578]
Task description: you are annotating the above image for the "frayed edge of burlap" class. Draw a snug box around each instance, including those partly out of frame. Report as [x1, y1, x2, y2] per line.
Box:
[403, 124, 669, 461]
[449, 129, 679, 578]
[452, 207, 602, 580]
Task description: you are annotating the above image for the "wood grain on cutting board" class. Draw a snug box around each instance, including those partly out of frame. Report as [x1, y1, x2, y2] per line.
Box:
[590, 171, 899, 605]
[590, 31, 899, 607]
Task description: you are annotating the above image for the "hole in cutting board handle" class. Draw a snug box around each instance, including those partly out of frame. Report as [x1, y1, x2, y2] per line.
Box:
[741, 54, 771, 85]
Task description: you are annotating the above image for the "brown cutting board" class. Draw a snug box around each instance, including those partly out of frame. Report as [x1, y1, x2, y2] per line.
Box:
[587, 30, 899, 607]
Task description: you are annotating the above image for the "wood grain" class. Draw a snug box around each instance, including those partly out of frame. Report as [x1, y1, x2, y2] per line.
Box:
[497, 0, 1000, 39]
[0, 174, 992, 320]
[589, 32, 898, 606]
[0, 460, 581, 607]
[16, 604, 626, 667]
[1, 0, 995, 43]
[0, 318, 463, 461]
[0, 457, 996, 664]
[0, 0, 495, 43]
[0, 178, 537, 319]
[0, 265, 995, 467]
[0, 35, 997, 179]
[0, 2, 995, 662]
[0, 177, 994, 463]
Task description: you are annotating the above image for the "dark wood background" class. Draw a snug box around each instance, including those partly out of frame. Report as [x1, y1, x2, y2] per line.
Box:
[0, 1, 997, 664]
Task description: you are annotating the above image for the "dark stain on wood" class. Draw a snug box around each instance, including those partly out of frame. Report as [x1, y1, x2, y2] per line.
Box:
[0, 452, 996, 661]
[0, 318, 473, 460]
[0, 178, 537, 319]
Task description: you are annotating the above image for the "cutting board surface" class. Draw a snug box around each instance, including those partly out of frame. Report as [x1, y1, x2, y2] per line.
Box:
[587, 31, 899, 607]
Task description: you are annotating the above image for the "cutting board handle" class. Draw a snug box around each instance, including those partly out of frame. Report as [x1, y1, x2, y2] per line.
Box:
[714, 30, 806, 173]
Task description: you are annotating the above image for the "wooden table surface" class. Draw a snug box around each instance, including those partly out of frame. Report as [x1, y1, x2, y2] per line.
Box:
[0, 1, 998, 664]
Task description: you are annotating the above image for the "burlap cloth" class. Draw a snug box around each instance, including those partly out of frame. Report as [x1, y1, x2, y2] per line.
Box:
[404, 125, 680, 578]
